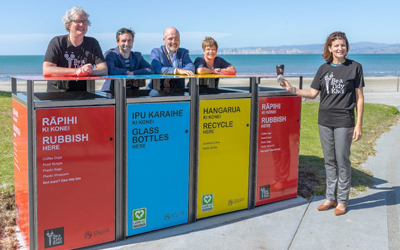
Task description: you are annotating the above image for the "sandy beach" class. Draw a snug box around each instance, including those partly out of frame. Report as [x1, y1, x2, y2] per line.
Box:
[0, 76, 399, 93]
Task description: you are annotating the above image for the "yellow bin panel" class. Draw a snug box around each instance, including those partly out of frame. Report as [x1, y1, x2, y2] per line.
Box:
[197, 98, 251, 219]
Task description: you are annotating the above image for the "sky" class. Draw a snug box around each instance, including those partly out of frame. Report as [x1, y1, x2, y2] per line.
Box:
[0, 0, 399, 55]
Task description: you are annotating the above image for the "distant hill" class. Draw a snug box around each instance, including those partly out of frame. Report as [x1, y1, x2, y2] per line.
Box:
[191, 42, 400, 54]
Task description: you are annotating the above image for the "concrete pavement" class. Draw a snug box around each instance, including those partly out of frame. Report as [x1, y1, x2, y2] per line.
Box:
[364, 92, 400, 108]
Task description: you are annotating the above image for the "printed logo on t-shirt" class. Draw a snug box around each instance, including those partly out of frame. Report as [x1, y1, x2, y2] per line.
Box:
[324, 72, 345, 94]
[64, 52, 85, 68]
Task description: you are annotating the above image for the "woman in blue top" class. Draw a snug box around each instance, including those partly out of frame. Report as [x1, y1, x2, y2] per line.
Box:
[280, 31, 364, 216]
[194, 37, 236, 87]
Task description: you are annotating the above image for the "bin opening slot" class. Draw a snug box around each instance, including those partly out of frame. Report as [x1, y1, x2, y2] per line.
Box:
[148, 88, 189, 97]
[199, 87, 244, 94]
[34, 91, 105, 101]
[258, 86, 285, 92]
[126, 89, 151, 97]
[222, 86, 284, 92]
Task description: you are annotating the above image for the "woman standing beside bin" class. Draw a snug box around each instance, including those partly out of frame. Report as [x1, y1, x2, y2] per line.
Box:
[280, 31, 364, 216]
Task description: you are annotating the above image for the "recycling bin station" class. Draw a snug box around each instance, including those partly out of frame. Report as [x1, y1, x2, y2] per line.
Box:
[12, 76, 117, 250]
[11, 74, 303, 248]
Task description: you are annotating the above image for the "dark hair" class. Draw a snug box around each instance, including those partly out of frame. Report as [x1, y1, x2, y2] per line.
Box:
[322, 31, 350, 62]
[116, 28, 135, 41]
[202, 36, 218, 50]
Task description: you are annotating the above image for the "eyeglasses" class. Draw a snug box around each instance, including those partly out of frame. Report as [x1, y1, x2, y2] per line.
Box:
[71, 19, 90, 26]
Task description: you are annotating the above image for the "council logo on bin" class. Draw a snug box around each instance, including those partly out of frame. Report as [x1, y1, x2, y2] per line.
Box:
[44, 227, 64, 248]
[132, 208, 147, 229]
[260, 185, 270, 200]
[201, 193, 214, 212]
[84, 231, 92, 239]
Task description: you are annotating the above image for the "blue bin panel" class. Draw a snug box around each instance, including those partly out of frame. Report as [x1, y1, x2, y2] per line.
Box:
[126, 102, 190, 236]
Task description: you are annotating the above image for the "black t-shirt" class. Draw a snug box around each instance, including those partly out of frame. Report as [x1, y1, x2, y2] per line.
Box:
[44, 35, 105, 91]
[310, 60, 365, 128]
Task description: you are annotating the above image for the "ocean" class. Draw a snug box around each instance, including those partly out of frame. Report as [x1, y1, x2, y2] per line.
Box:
[1, 54, 399, 81]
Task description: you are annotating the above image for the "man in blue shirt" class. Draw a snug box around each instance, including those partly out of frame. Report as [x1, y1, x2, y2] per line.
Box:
[148, 27, 195, 89]
[102, 28, 154, 91]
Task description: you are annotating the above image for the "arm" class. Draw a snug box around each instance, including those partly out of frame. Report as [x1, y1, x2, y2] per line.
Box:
[150, 48, 174, 74]
[132, 54, 155, 75]
[280, 78, 319, 99]
[216, 65, 236, 75]
[179, 50, 195, 73]
[43, 61, 106, 76]
[91, 62, 108, 76]
[43, 61, 81, 76]
[353, 87, 364, 142]
[105, 50, 128, 75]
[89, 38, 108, 76]
[213, 57, 236, 75]
[196, 67, 215, 74]
[195, 57, 213, 74]
[176, 68, 195, 76]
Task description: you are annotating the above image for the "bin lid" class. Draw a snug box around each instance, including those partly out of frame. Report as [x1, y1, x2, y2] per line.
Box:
[12, 75, 113, 81]
[12, 74, 303, 81]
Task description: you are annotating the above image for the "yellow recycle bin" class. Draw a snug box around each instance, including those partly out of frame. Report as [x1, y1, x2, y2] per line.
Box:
[197, 98, 251, 219]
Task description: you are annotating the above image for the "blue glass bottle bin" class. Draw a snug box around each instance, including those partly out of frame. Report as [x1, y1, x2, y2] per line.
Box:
[126, 102, 190, 236]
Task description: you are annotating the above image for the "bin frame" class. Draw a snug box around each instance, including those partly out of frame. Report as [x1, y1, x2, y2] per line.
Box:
[194, 75, 303, 210]
[247, 75, 303, 208]
[112, 75, 199, 238]
[11, 75, 117, 249]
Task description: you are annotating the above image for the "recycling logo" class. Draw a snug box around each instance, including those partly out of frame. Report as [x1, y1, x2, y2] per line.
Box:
[201, 193, 214, 212]
[132, 208, 147, 229]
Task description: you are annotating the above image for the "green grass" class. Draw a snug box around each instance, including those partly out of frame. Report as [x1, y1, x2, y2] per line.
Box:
[0, 91, 13, 191]
[299, 101, 400, 197]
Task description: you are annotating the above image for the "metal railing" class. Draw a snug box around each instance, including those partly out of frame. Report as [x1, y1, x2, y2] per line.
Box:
[397, 75, 400, 92]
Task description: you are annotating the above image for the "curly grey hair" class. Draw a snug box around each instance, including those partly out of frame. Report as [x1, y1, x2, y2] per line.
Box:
[62, 6, 91, 32]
